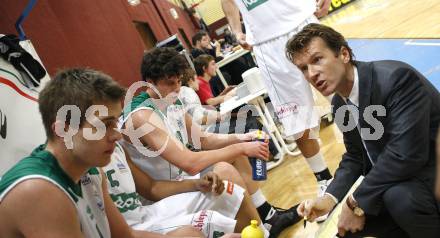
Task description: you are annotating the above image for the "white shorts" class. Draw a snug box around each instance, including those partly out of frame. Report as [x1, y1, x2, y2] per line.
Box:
[131, 181, 244, 238]
[253, 16, 320, 138]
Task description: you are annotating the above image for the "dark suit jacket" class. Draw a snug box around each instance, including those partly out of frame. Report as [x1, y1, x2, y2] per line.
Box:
[326, 60, 440, 215]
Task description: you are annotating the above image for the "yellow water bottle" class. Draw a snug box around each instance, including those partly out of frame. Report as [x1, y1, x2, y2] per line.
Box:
[241, 220, 264, 238]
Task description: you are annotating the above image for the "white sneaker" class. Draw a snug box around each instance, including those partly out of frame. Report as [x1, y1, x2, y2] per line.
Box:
[273, 152, 283, 161]
[286, 141, 297, 152]
[317, 178, 333, 197]
[315, 178, 333, 222]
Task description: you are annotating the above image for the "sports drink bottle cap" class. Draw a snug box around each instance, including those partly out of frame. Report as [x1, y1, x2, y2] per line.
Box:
[241, 220, 264, 238]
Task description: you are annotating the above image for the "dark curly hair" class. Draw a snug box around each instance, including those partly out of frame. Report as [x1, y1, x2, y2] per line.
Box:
[285, 23, 355, 65]
[141, 47, 189, 83]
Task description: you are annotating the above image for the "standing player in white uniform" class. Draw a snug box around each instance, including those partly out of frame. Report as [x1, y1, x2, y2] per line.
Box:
[221, 0, 334, 204]
[105, 142, 264, 237]
[120, 47, 302, 237]
[0, 68, 203, 238]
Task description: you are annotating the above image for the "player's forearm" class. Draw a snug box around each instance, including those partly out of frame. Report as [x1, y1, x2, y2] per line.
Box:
[206, 96, 225, 106]
[200, 132, 244, 150]
[181, 144, 245, 174]
[147, 180, 198, 201]
[198, 143, 245, 165]
[221, 0, 242, 34]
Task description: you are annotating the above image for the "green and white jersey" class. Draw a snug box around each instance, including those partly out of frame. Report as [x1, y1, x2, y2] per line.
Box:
[233, 0, 315, 44]
[120, 92, 197, 181]
[0, 145, 111, 238]
[103, 142, 146, 226]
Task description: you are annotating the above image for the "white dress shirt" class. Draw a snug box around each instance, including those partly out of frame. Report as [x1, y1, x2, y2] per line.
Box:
[325, 66, 360, 204]
[343, 66, 359, 107]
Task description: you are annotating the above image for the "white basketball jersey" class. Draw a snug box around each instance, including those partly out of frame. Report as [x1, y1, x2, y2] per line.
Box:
[233, 0, 315, 44]
[120, 92, 198, 181]
[78, 169, 111, 238]
[103, 142, 147, 226]
[0, 146, 111, 238]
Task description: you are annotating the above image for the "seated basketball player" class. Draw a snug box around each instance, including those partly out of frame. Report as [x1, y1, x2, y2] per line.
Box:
[119, 47, 302, 237]
[104, 142, 265, 237]
[0, 68, 203, 238]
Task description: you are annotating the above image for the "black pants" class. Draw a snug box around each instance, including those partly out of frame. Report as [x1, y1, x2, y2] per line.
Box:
[344, 177, 440, 238]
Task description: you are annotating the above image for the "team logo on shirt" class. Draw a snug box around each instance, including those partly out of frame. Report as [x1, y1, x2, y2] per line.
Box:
[95, 194, 105, 212]
[106, 169, 120, 188]
[275, 102, 298, 119]
[192, 210, 209, 230]
[110, 192, 142, 213]
[213, 231, 225, 238]
[81, 175, 92, 186]
[116, 161, 128, 173]
[241, 0, 268, 11]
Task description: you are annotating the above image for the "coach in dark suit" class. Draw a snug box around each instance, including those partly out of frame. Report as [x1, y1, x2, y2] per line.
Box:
[285, 23, 440, 238]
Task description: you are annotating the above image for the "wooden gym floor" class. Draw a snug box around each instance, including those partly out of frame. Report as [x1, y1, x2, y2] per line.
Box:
[260, 0, 440, 237]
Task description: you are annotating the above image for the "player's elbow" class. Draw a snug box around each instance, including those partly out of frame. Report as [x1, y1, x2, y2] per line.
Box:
[180, 158, 204, 176]
[187, 168, 201, 176]
[181, 163, 202, 176]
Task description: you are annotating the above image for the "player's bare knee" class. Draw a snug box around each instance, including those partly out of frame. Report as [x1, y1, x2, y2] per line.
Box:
[214, 162, 238, 178]
[213, 162, 246, 186]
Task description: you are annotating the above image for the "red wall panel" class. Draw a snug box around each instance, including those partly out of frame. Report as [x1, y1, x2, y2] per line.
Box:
[152, 0, 198, 48]
[0, 0, 198, 87]
[0, 1, 81, 75]
[124, 0, 170, 40]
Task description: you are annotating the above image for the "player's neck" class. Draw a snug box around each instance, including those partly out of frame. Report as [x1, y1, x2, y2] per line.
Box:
[46, 141, 89, 183]
[146, 88, 164, 99]
[195, 44, 203, 50]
